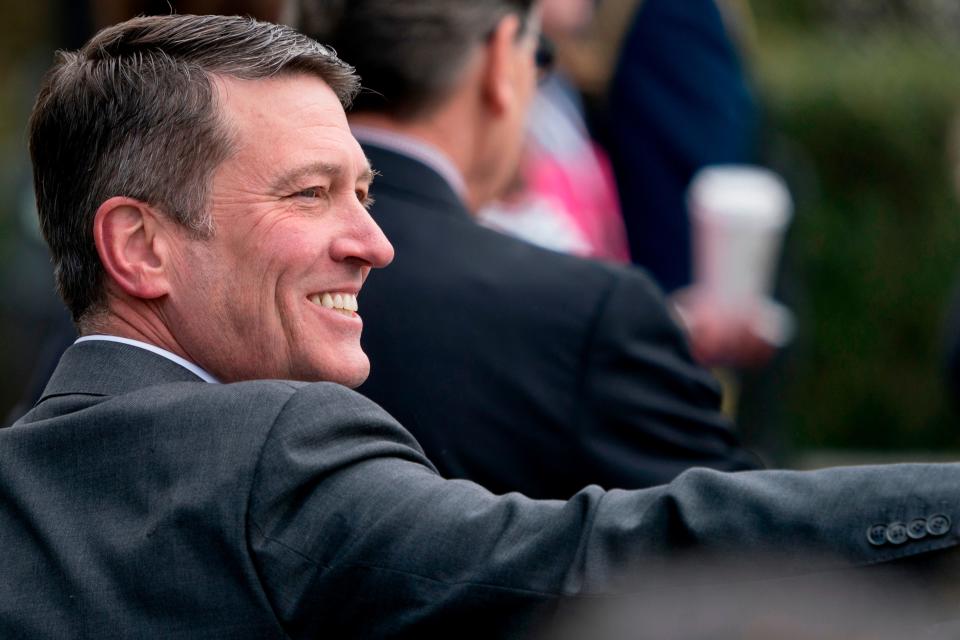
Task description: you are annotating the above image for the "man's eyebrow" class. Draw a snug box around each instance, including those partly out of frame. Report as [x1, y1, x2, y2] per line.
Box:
[271, 162, 341, 193]
[272, 161, 378, 192]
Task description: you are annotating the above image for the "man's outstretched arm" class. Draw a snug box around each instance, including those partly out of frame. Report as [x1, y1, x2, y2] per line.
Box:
[248, 383, 958, 638]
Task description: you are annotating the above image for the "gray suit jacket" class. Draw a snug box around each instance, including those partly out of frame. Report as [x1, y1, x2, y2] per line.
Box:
[2, 341, 958, 638]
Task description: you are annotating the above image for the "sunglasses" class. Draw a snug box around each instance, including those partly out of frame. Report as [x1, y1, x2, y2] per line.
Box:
[485, 20, 556, 82]
[535, 34, 555, 81]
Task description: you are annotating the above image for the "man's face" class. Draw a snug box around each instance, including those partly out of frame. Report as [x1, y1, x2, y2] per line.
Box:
[166, 73, 394, 386]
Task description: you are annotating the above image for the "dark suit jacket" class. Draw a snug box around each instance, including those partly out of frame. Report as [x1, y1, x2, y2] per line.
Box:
[3, 341, 960, 638]
[358, 143, 757, 499]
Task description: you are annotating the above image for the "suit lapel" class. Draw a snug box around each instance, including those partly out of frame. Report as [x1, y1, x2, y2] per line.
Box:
[39, 341, 205, 401]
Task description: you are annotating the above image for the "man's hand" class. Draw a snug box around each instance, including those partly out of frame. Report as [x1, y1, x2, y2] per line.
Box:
[671, 287, 793, 369]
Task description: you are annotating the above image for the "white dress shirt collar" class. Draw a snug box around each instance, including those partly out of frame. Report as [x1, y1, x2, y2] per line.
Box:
[75, 335, 219, 383]
[350, 124, 468, 201]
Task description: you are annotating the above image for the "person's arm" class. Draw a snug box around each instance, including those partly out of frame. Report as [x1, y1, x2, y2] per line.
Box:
[247, 383, 960, 637]
[576, 267, 760, 489]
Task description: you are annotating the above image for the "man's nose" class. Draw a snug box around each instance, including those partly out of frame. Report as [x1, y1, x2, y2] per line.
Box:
[331, 208, 395, 269]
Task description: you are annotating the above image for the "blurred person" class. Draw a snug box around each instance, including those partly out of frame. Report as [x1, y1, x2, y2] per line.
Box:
[571, 1, 790, 465]
[7, 12, 960, 638]
[301, 0, 760, 500]
[600, 0, 785, 374]
[479, 0, 629, 262]
[604, 0, 759, 295]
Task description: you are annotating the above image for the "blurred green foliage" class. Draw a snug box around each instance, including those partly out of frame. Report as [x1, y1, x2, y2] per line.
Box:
[747, 0, 823, 30]
[0, 3, 52, 415]
[749, 16, 960, 449]
[0, 5, 50, 142]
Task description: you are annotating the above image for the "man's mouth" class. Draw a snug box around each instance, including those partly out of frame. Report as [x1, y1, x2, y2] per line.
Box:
[308, 292, 358, 317]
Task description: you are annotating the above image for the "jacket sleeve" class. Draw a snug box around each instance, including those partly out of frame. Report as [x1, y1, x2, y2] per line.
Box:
[575, 267, 760, 489]
[247, 382, 960, 638]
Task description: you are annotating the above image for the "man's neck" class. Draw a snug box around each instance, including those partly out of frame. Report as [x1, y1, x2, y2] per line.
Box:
[83, 300, 202, 374]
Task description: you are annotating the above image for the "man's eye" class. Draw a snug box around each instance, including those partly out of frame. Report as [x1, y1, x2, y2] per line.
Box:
[295, 187, 326, 199]
[357, 191, 375, 210]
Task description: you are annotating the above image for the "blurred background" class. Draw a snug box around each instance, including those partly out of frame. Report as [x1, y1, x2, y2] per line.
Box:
[3, 0, 960, 466]
[748, 0, 960, 462]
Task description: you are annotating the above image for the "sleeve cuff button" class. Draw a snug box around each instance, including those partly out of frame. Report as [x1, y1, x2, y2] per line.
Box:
[867, 524, 888, 546]
[885, 522, 908, 545]
[927, 514, 951, 536]
[907, 518, 928, 539]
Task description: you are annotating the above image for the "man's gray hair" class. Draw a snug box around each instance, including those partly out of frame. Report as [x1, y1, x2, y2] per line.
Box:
[29, 13, 359, 325]
[299, 0, 535, 119]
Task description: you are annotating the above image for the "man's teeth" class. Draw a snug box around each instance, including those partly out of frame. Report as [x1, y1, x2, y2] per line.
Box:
[309, 292, 358, 315]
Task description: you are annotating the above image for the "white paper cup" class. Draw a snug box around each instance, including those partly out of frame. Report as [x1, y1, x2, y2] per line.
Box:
[688, 165, 793, 307]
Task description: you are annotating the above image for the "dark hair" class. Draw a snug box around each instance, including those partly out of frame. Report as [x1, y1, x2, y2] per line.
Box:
[29, 13, 360, 325]
[299, 0, 536, 119]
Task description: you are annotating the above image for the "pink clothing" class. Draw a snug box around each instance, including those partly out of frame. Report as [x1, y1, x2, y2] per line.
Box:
[525, 141, 629, 262]
[480, 74, 630, 263]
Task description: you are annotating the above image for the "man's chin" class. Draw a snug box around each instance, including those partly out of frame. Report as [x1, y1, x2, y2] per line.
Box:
[337, 366, 370, 389]
[297, 355, 370, 388]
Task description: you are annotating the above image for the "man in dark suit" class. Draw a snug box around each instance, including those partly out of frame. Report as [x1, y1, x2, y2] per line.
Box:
[5, 12, 960, 639]
[299, 0, 758, 499]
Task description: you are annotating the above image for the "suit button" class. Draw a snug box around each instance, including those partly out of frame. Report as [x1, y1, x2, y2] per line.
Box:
[907, 518, 928, 540]
[886, 522, 908, 545]
[867, 524, 887, 546]
[927, 514, 951, 536]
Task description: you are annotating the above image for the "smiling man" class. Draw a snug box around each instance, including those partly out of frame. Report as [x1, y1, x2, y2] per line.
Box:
[135, 73, 391, 386]
[4, 12, 960, 640]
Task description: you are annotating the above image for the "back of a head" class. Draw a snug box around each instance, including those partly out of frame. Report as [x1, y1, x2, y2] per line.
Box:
[299, 0, 535, 120]
[29, 13, 358, 327]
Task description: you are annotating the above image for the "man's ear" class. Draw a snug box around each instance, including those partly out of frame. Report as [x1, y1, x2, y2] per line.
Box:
[92, 196, 173, 301]
[481, 13, 523, 116]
